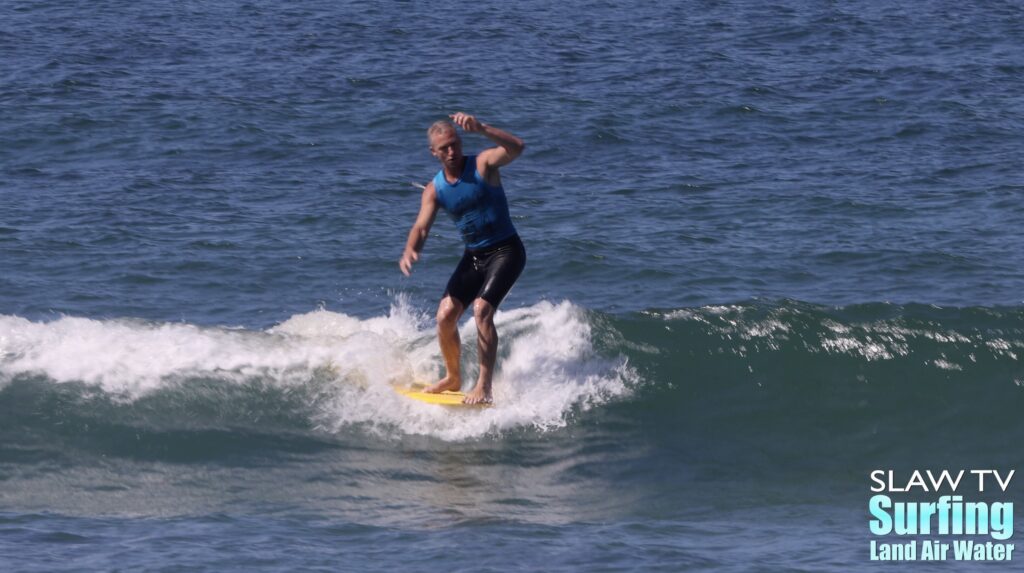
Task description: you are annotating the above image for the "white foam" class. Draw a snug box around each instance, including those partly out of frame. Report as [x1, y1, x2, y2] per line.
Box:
[0, 299, 635, 440]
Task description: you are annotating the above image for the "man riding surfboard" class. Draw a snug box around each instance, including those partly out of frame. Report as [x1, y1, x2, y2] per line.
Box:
[399, 113, 526, 404]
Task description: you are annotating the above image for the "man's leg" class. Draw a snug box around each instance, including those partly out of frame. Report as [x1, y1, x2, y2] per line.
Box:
[464, 298, 497, 404]
[425, 295, 465, 393]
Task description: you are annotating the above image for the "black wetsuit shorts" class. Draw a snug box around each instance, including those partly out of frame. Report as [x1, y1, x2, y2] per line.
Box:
[444, 234, 526, 309]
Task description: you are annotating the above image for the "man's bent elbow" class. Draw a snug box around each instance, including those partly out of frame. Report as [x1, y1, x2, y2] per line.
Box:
[509, 140, 526, 159]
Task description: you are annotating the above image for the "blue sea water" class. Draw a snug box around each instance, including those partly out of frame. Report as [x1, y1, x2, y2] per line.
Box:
[2, 1, 1023, 571]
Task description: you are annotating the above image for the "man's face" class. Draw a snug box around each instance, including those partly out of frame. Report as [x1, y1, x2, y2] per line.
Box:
[430, 129, 462, 169]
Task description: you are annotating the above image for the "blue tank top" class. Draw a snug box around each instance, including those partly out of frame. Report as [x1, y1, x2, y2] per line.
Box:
[433, 155, 517, 249]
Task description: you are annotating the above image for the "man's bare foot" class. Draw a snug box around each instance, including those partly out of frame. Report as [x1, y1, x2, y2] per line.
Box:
[424, 376, 460, 394]
[463, 384, 492, 404]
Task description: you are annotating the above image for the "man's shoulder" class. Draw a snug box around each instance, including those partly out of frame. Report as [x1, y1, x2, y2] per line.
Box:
[429, 168, 445, 186]
[471, 153, 493, 175]
[422, 179, 439, 206]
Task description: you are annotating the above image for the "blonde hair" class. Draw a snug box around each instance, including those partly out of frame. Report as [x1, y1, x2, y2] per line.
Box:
[427, 120, 456, 141]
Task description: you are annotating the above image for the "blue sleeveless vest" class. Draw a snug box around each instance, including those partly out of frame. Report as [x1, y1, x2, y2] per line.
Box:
[433, 155, 517, 249]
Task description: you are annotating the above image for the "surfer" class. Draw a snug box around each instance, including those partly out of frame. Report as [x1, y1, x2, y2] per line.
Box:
[399, 112, 526, 404]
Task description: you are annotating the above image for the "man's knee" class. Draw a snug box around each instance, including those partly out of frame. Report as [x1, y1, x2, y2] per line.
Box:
[437, 297, 464, 326]
[473, 299, 495, 326]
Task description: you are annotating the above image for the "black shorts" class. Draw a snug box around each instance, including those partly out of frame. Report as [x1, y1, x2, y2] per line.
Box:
[444, 235, 526, 309]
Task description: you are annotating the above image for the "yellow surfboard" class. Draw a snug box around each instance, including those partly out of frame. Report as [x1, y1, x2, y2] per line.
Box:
[394, 386, 492, 407]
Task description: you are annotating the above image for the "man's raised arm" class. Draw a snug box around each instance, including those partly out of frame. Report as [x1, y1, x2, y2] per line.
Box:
[449, 112, 525, 174]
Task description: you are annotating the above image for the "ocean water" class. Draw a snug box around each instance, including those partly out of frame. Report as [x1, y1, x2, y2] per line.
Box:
[2, 0, 1023, 571]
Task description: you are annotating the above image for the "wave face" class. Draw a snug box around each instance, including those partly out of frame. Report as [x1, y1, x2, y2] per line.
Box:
[3, 299, 1022, 460]
[602, 301, 1024, 479]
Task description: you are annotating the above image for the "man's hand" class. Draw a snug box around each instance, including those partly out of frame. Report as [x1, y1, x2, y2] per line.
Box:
[450, 112, 484, 133]
[452, 113, 525, 177]
[399, 249, 419, 276]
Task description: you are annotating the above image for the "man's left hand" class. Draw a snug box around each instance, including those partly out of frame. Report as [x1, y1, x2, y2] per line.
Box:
[450, 112, 484, 133]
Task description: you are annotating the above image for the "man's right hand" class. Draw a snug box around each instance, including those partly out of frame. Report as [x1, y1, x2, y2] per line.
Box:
[399, 249, 419, 276]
